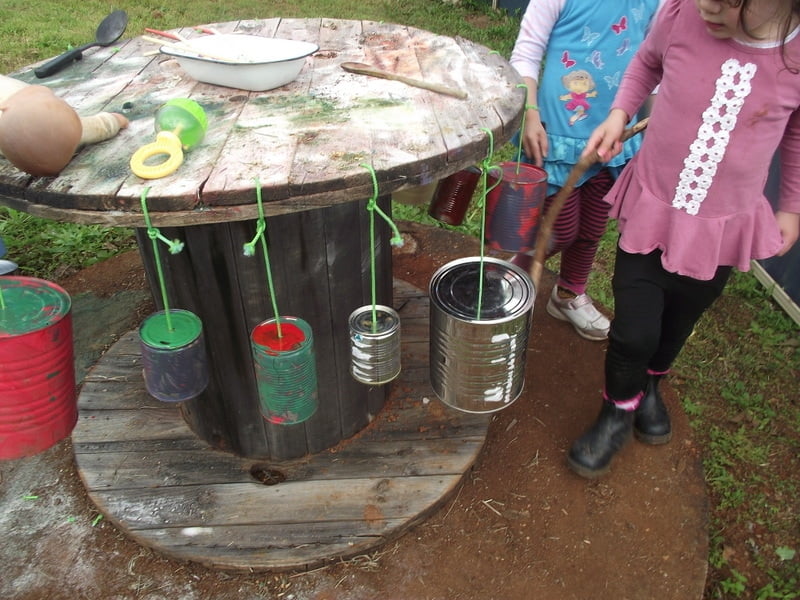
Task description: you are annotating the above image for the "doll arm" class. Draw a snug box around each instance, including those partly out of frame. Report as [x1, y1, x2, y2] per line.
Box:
[79, 112, 128, 146]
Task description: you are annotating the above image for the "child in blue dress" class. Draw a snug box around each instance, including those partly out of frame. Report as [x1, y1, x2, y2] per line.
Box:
[509, 0, 663, 340]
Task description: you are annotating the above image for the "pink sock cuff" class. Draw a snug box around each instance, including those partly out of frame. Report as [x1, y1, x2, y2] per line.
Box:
[603, 389, 643, 411]
[647, 368, 670, 377]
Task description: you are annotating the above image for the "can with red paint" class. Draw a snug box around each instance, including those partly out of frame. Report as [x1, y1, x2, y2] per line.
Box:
[250, 316, 318, 425]
[0, 276, 76, 460]
[484, 162, 548, 253]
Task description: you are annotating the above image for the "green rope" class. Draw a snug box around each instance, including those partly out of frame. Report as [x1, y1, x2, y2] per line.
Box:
[477, 130, 492, 319]
[140, 187, 184, 331]
[243, 178, 283, 338]
[360, 163, 403, 333]
[515, 83, 530, 175]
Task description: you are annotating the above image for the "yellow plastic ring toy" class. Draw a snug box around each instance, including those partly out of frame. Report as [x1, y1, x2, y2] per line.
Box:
[130, 131, 185, 179]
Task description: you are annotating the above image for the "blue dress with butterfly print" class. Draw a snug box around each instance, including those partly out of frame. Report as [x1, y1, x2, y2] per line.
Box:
[512, 0, 661, 195]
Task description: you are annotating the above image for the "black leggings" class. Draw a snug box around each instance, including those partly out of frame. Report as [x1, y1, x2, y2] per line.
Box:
[604, 247, 732, 402]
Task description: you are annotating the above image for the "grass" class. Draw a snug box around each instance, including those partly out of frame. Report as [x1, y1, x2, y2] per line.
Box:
[1, 1, 799, 598]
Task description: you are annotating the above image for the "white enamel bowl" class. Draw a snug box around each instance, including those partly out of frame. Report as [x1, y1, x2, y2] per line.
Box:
[161, 34, 319, 92]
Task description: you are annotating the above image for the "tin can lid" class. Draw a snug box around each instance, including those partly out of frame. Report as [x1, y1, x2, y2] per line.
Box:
[429, 257, 534, 322]
[349, 305, 400, 335]
[0, 276, 71, 336]
[139, 310, 203, 349]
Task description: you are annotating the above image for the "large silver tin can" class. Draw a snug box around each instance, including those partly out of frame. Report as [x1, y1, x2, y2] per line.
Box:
[429, 257, 535, 413]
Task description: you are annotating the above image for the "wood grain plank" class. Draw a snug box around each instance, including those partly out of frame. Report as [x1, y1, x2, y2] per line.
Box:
[90, 475, 459, 528]
[77, 436, 483, 490]
[130, 519, 409, 570]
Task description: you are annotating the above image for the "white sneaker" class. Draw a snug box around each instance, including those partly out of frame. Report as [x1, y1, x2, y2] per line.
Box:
[546, 287, 610, 341]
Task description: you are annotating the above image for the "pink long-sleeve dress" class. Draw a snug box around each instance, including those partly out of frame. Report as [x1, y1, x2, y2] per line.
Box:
[607, 0, 800, 280]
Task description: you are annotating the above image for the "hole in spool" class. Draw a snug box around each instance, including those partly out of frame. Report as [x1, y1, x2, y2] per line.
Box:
[249, 464, 287, 486]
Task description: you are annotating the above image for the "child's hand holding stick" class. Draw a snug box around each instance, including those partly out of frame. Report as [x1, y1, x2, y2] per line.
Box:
[529, 117, 649, 291]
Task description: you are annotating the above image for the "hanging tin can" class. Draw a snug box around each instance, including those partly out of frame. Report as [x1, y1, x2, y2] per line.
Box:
[139, 309, 209, 402]
[349, 304, 401, 385]
[429, 257, 535, 414]
[485, 161, 548, 253]
[0, 276, 76, 460]
[392, 181, 438, 206]
[428, 166, 483, 226]
[251, 316, 318, 425]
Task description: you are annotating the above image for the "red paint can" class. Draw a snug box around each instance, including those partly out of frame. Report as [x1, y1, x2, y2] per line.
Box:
[0, 277, 76, 460]
[484, 162, 548, 253]
[428, 166, 483, 226]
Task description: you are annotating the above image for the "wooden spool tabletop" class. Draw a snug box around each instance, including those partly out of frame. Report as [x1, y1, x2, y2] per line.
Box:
[0, 18, 524, 226]
[72, 279, 491, 570]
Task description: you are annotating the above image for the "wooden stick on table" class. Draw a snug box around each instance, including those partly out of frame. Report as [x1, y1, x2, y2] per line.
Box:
[340, 62, 468, 99]
[528, 117, 649, 291]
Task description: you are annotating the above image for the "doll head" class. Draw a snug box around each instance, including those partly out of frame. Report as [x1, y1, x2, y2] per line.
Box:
[0, 85, 82, 176]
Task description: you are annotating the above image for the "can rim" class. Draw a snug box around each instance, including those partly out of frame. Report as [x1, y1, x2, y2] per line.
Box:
[139, 309, 203, 349]
[0, 276, 72, 337]
[429, 256, 535, 323]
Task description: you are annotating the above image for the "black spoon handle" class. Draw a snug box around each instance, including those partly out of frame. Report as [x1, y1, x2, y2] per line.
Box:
[34, 45, 90, 78]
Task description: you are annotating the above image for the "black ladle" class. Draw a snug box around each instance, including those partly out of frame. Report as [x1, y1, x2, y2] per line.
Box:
[34, 10, 128, 78]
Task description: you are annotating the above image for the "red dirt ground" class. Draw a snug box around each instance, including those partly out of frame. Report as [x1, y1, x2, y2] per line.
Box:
[0, 221, 709, 600]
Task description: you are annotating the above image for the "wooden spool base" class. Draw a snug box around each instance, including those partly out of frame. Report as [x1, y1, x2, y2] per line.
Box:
[72, 279, 491, 571]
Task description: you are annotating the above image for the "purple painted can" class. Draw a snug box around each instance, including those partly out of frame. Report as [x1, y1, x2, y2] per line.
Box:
[485, 162, 548, 253]
[0, 277, 76, 460]
[139, 309, 209, 403]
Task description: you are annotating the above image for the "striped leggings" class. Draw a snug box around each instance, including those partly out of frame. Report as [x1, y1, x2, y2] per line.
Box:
[538, 168, 614, 295]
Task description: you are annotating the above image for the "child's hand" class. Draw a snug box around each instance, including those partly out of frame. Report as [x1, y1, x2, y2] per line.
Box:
[583, 109, 629, 161]
[522, 114, 548, 167]
[775, 210, 800, 255]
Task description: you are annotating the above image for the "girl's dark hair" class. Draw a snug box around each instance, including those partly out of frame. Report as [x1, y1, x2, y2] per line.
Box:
[735, 0, 800, 72]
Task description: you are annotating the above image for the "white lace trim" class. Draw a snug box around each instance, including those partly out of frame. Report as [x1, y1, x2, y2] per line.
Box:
[673, 58, 756, 215]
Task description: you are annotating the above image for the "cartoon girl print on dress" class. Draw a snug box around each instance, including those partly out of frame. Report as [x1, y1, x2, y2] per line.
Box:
[560, 69, 598, 125]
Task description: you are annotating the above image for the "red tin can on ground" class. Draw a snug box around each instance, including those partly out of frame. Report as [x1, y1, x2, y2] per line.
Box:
[0, 277, 76, 460]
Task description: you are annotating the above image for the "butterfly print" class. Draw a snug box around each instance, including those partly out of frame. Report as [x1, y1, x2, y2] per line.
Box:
[616, 38, 631, 56]
[604, 71, 621, 89]
[612, 16, 628, 34]
[586, 50, 605, 70]
[561, 50, 576, 68]
[582, 26, 600, 46]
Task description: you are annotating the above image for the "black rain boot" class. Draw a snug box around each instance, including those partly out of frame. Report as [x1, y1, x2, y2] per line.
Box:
[567, 401, 635, 479]
[634, 374, 672, 445]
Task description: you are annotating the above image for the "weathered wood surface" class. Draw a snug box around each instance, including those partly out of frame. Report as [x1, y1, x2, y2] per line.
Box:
[0, 18, 524, 226]
[72, 279, 491, 570]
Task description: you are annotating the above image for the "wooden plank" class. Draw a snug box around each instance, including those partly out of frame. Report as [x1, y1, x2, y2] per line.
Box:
[76, 436, 483, 490]
[131, 519, 410, 570]
[73, 407, 195, 443]
[90, 475, 458, 528]
[751, 260, 800, 326]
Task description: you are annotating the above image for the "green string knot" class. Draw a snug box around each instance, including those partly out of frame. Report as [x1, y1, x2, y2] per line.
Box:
[140, 187, 177, 329]
[243, 220, 266, 256]
[244, 177, 283, 338]
[140, 189, 185, 255]
[360, 163, 405, 331]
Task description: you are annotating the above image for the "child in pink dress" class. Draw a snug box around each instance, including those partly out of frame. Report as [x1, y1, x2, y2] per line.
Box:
[569, 0, 800, 478]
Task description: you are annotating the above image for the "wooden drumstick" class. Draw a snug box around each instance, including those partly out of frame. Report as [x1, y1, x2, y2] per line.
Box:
[529, 117, 649, 291]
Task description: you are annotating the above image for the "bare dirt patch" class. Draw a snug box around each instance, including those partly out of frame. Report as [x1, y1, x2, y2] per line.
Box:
[1, 224, 709, 599]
